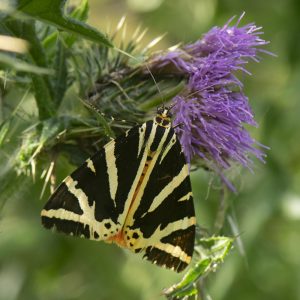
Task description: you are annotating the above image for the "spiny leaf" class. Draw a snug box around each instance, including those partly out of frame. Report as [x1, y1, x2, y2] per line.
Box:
[164, 236, 233, 299]
[0, 52, 54, 75]
[52, 40, 67, 107]
[0, 120, 10, 146]
[70, 0, 89, 22]
[17, 0, 113, 48]
[164, 258, 211, 299]
[43, 0, 90, 49]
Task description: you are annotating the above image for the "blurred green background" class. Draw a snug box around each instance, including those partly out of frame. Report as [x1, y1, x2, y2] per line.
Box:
[1, 0, 300, 299]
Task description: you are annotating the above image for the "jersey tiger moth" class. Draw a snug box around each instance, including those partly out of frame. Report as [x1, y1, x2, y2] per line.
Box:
[41, 106, 196, 272]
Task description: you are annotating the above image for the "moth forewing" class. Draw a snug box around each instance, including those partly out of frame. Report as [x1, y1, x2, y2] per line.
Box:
[41, 107, 196, 272]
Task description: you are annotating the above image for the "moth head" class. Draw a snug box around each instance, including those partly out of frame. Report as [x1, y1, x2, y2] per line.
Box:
[155, 105, 173, 128]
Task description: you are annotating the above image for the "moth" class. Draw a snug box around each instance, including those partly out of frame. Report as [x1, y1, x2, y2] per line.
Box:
[41, 106, 196, 272]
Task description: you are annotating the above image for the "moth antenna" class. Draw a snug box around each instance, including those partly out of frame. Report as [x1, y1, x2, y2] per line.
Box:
[144, 62, 164, 103]
[114, 47, 165, 109]
[81, 97, 137, 127]
[168, 102, 176, 110]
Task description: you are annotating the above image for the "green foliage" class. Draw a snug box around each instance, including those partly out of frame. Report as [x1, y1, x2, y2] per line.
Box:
[0, 52, 53, 74]
[17, 0, 113, 47]
[164, 237, 233, 299]
[1, 1, 296, 300]
[0, 2, 235, 299]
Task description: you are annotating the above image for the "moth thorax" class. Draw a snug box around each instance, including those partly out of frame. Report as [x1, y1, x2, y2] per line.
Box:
[155, 108, 172, 128]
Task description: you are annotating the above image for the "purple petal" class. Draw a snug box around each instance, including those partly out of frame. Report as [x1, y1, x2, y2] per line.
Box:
[150, 14, 272, 190]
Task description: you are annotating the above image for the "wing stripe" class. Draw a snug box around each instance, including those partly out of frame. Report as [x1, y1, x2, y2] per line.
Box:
[138, 123, 146, 156]
[105, 140, 118, 206]
[178, 191, 193, 202]
[64, 176, 96, 220]
[145, 164, 189, 215]
[41, 113, 196, 273]
[120, 122, 158, 219]
[151, 242, 191, 264]
[129, 216, 195, 250]
[86, 158, 96, 173]
[42, 216, 91, 239]
[123, 123, 171, 226]
[150, 125, 166, 152]
[133, 180, 195, 239]
[43, 182, 84, 215]
[159, 132, 177, 164]
[42, 208, 82, 222]
[41, 207, 120, 240]
[143, 246, 188, 272]
[150, 216, 196, 241]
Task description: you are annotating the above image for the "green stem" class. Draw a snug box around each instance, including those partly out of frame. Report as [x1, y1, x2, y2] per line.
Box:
[21, 21, 56, 120]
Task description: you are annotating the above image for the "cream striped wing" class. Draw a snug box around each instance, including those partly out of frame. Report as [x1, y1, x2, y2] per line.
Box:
[121, 123, 195, 272]
[41, 119, 195, 272]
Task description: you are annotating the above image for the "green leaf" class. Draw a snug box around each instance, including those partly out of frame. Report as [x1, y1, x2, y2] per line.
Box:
[3, 19, 57, 120]
[17, 0, 113, 48]
[0, 120, 10, 146]
[11, 20, 57, 120]
[163, 258, 211, 299]
[43, 0, 90, 49]
[164, 236, 233, 299]
[70, 0, 89, 22]
[197, 236, 233, 262]
[0, 52, 54, 75]
[52, 40, 67, 107]
[166, 285, 198, 300]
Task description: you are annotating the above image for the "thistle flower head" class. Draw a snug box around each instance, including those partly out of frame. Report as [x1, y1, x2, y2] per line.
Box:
[150, 13, 272, 187]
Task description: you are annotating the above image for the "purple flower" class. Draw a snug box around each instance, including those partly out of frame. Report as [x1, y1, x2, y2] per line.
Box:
[149, 13, 272, 189]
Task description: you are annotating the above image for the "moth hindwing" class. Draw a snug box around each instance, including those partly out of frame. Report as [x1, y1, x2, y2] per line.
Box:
[41, 106, 196, 272]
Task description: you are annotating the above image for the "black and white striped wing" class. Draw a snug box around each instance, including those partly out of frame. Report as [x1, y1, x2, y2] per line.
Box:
[122, 124, 195, 272]
[41, 125, 144, 242]
[41, 119, 195, 272]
